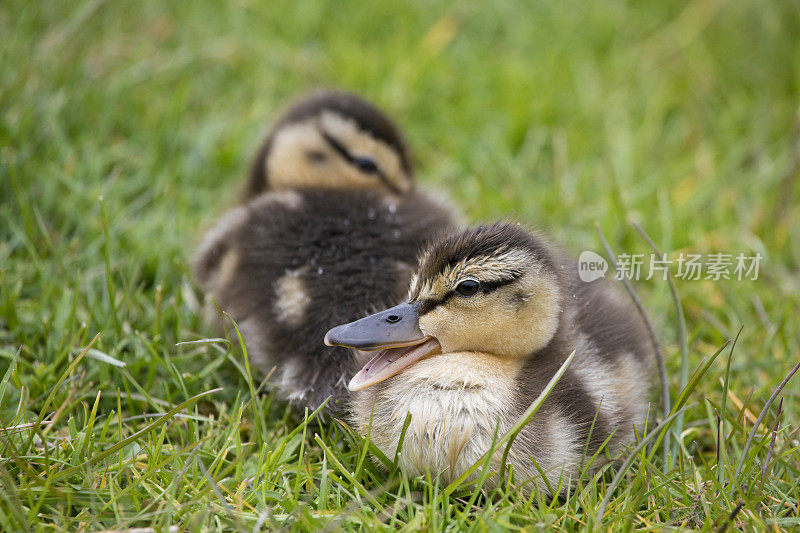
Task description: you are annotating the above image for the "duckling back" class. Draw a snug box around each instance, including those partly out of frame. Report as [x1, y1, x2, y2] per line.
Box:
[194, 187, 459, 412]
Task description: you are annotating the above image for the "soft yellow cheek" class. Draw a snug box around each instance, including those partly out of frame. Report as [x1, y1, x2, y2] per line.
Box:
[418, 295, 560, 358]
[268, 143, 363, 190]
[419, 310, 445, 339]
[266, 120, 393, 191]
[419, 306, 496, 354]
[419, 309, 460, 348]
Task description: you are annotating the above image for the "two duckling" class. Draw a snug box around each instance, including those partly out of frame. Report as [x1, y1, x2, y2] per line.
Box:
[193, 90, 655, 492]
[326, 222, 654, 492]
[193, 91, 460, 412]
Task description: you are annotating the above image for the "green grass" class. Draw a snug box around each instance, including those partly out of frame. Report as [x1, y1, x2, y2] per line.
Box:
[2, 0, 799, 530]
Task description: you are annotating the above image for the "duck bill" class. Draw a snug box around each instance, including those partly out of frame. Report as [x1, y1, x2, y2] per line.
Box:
[324, 302, 442, 391]
[347, 337, 441, 391]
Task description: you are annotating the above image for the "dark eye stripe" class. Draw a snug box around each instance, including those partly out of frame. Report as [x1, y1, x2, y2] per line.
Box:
[479, 278, 513, 293]
[320, 130, 356, 164]
[319, 128, 402, 194]
[415, 272, 523, 315]
[417, 298, 444, 316]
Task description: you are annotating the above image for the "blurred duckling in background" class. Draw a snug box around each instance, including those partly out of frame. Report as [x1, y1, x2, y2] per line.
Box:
[241, 90, 416, 199]
[326, 222, 654, 492]
[193, 90, 460, 413]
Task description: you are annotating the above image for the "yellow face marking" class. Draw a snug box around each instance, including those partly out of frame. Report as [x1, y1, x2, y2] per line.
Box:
[266, 113, 410, 193]
[412, 250, 560, 359]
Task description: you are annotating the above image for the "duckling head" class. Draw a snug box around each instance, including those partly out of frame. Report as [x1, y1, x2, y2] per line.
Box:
[325, 222, 564, 391]
[245, 90, 414, 198]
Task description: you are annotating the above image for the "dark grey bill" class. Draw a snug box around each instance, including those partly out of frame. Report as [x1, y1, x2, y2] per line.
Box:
[324, 301, 424, 350]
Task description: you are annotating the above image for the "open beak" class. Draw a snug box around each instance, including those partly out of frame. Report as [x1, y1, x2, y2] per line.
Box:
[324, 301, 441, 391]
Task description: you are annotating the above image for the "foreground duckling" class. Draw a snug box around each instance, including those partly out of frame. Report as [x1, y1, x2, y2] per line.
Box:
[326, 222, 654, 492]
[193, 91, 460, 412]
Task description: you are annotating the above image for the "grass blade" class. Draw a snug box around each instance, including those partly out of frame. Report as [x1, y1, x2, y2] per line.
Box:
[598, 222, 671, 471]
[99, 196, 121, 337]
[596, 404, 694, 523]
[0, 347, 21, 406]
[86, 348, 126, 368]
[735, 357, 800, 478]
[22, 333, 100, 454]
[631, 220, 689, 467]
[718, 326, 742, 485]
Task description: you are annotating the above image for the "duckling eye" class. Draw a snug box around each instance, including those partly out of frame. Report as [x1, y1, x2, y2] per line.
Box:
[455, 279, 480, 297]
[354, 156, 379, 174]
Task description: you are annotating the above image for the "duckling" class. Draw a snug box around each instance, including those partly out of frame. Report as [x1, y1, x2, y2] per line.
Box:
[242, 90, 415, 199]
[193, 90, 460, 413]
[325, 221, 654, 493]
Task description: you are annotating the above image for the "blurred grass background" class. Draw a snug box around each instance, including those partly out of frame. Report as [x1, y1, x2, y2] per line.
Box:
[1, 0, 799, 530]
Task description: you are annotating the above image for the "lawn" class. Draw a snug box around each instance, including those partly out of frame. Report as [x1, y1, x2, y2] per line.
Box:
[1, 0, 799, 530]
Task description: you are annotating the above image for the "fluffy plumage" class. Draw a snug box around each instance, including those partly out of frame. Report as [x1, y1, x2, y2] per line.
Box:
[193, 90, 459, 412]
[195, 189, 457, 411]
[347, 221, 655, 492]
